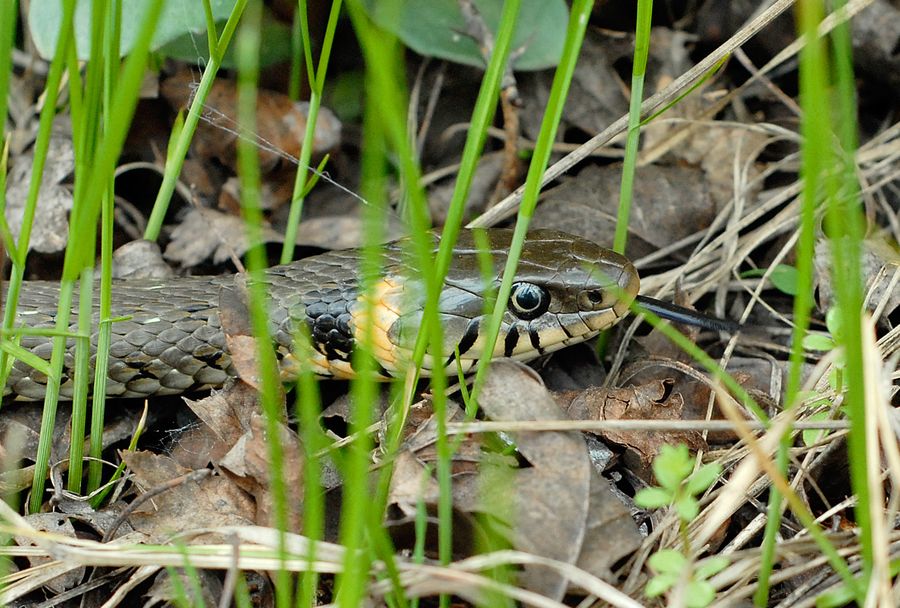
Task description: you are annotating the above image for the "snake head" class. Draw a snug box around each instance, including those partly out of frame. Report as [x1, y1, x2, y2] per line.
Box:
[377, 229, 640, 377]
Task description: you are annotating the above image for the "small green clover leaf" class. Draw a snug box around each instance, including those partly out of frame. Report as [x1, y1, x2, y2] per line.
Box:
[802, 308, 849, 391]
[685, 581, 717, 608]
[824, 307, 842, 339]
[635, 444, 721, 523]
[635, 487, 671, 509]
[652, 444, 695, 491]
[645, 551, 729, 608]
[637, 445, 725, 606]
[803, 308, 844, 352]
[695, 556, 729, 579]
[740, 264, 802, 296]
[802, 410, 833, 447]
[802, 333, 836, 351]
[645, 549, 685, 598]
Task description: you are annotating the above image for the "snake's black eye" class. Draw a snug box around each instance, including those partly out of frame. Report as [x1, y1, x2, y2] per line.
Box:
[509, 282, 550, 320]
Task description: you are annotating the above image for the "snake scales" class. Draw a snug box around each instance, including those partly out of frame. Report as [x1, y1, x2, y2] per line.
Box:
[2, 230, 642, 401]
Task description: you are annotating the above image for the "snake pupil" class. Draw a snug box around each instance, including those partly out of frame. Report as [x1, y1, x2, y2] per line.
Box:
[510, 282, 549, 320]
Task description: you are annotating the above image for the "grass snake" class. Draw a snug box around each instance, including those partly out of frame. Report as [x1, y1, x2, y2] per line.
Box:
[2, 230, 735, 401]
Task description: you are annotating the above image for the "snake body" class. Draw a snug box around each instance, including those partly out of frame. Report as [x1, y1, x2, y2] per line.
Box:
[2, 230, 639, 401]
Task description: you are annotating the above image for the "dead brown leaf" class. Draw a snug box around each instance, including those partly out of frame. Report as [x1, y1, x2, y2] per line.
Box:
[217, 277, 286, 403]
[160, 69, 341, 175]
[519, 29, 629, 139]
[4, 117, 74, 254]
[165, 208, 402, 268]
[163, 207, 283, 267]
[532, 164, 714, 259]
[173, 381, 304, 530]
[561, 379, 706, 475]
[173, 380, 263, 469]
[217, 412, 305, 530]
[0, 402, 145, 494]
[111, 240, 174, 280]
[121, 450, 255, 542]
[617, 359, 762, 446]
[479, 360, 641, 599]
[15, 513, 85, 594]
[384, 397, 516, 557]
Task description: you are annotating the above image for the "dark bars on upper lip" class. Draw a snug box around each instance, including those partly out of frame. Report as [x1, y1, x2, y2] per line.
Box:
[634, 295, 742, 333]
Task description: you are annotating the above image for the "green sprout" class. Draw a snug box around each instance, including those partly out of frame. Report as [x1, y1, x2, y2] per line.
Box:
[802, 307, 845, 392]
[635, 444, 726, 607]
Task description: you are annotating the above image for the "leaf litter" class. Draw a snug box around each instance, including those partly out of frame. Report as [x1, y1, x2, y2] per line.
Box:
[3, 2, 900, 607]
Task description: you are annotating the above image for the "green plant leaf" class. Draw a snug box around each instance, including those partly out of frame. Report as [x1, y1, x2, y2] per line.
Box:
[645, 573, 677, 597]
[28, 0, 239, 60]
[648, 549, 686, 574]
[824, 307, 843, 338]
[741, 264, 809, 297]
[675, 495, 700, 521]
[361, 0, 568, 71]
[815, 584, 856, 608]
[634, 487, 672, 509]
[769, 264, 800, 296]
[685, 580, 716, 608]
[803, 333, 835, 351]
[653, 444, 693, 490]
[686, 463, 721, 496]
[695, 556, 729, 579]
[802, 410, 833, 446]
[159, 8, 292, 69]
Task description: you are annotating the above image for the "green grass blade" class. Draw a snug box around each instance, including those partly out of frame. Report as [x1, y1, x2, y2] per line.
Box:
[613, 0, 652, 255]
[471, 0, 595, 401]
[143, 0, 249, 242]
[88, 0, 123, 493]
[234, 2, 293, 605]
[28, 0, 165, 515]
[280, 0, 343, 264]
[0, 0, 75, 405]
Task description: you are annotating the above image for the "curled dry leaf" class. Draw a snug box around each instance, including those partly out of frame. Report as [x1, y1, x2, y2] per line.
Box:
[164, 207, 283, 267]
[179, 381, 304, 530]
[619, 359, 759, 446]
[217, 276, 286, 404]
[165, 208, 403, 268]
[388, 398, 484, 515]
[532, 164, 714, 260]
[175, 380, 263, 468]
[478, 360, 641, 600]
[218, 412, 305, 531]
[387, 398, 515, 555]
[160, 69, 341, 175]
[561, 379, 706, 475]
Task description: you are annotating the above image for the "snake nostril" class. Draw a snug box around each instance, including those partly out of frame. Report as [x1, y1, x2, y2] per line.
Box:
[587, 290, 603, 304]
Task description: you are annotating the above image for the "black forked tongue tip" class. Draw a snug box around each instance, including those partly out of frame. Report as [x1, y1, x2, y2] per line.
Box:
[634, 295, 742, 334]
